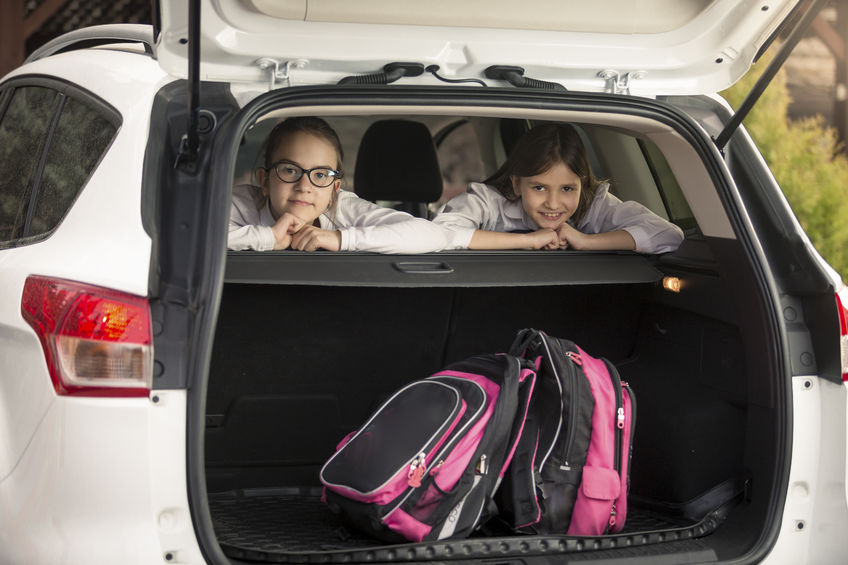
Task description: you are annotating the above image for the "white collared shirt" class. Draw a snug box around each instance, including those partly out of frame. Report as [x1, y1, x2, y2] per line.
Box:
[432, 182, 684, 254]
[228, 184, 450, 253]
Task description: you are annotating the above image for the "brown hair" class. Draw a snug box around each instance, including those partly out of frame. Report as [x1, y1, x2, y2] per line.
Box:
[484, 123, 600, 224]
[259, 116, 345, 216]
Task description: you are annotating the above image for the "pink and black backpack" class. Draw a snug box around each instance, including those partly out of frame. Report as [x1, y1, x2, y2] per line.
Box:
[320, 329, 635, 541]
[320, 353, 536, 543]
[500, 328, 636, 535]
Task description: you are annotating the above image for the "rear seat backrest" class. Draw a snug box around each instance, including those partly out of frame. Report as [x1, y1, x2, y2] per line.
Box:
[354, 119, 443, 218]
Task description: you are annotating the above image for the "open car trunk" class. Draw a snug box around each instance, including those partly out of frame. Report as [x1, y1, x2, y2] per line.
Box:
[149, 0, 837, 560]
[203, 236, 783, 562]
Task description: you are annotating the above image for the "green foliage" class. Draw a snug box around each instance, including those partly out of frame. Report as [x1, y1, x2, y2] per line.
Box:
[721, 56, 848, 280]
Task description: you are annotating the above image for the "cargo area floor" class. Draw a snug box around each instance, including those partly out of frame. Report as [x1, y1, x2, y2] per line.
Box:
[209, 487, 731, 559]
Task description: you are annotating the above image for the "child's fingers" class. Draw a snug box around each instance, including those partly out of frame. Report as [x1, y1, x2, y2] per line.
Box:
[291, 226, 327, 251]
[282, 213, 305, 234]
[289, 226, 311, 250]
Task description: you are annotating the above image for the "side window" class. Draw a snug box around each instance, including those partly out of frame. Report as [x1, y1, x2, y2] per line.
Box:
[0, 86, 58, 241]
[0, 83, 118, 247]
[639, 139, 698, 232]
[433, 119, 484, 210]
[31, 96, 117, 235]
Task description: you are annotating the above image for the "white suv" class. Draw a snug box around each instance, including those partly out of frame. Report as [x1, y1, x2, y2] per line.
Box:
[1, 1, 847, 563]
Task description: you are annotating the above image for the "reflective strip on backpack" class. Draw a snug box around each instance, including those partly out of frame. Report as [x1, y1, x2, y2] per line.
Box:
[436, 474, 483, 539]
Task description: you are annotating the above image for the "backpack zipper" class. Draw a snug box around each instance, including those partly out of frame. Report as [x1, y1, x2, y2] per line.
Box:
[559, 348, 582, 470]
[603, 359, 624, 475]
[602, 359, 625, 531]
[609, 384, 636, 530]
[388, 356, 518, 520]
[625, 384, 637, 457]
[383, 378, 487, 518]
[407, 452, 427, 487]
[536, 334, 565, 470]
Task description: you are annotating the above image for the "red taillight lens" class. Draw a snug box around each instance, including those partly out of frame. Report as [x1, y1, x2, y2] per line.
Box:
[838, 287, 848, 382]
[21, 276, 152, 397]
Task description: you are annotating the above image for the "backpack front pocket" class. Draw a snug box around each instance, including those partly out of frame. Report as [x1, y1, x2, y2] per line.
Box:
[320, 380, 464, 504]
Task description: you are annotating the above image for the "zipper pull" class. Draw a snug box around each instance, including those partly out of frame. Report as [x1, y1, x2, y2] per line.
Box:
[429, 460, 445, 476]
[617, 407, 625, 429]
[476, 454, 488, 475]
[408, 453, 426, 487]
[566, 351, 583, 366]
[609, 503, 617, 527]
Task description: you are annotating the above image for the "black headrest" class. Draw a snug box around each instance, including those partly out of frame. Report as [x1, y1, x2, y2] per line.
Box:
[354, 120, 443, 203]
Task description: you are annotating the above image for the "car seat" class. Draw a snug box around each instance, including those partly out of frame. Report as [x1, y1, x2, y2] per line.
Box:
[354, 119, 443, 218]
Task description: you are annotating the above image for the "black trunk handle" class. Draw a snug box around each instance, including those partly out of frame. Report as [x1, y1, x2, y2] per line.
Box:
[392, 261, 455, 274]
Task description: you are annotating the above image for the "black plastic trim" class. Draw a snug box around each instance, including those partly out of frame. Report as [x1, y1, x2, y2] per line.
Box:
[144, 79, 240, 565]
[224, 250, 662, 287]
[0, 74, 123, 127]
[145, 79, 238, 390]
[22, 94, 65, 237]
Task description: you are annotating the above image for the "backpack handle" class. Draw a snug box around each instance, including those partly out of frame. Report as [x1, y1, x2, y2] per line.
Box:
[508, 328, 543, 357]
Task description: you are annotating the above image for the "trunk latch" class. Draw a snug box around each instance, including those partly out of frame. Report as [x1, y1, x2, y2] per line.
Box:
[598, 70, 646, 95]
[255, 58, 308, 90]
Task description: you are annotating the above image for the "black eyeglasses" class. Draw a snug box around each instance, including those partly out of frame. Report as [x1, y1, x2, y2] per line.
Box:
[268, 161, 341, 188]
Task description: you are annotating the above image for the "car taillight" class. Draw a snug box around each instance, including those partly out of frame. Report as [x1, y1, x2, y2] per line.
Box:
[838, 287, 848, 382]
[21, 275, 152, 397]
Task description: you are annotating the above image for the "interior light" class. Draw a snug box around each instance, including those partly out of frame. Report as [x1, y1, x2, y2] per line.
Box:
[662, 276, 681, 293]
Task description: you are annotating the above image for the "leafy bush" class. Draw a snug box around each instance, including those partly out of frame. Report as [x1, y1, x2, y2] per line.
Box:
[721, 55, 848, 280]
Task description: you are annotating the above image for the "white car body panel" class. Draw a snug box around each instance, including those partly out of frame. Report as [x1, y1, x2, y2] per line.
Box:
[761, 378, 848, 564]
[0, 392, 201, 564]
[156, 0, 799, 95]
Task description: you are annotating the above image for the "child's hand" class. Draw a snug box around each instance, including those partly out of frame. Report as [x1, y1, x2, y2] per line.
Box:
[554, 224, 636, 251]
[271, 213, 306, 250]
[554, 223, 587, 249]
[290, 225, 342, 251]
[525, 228, 561, 250]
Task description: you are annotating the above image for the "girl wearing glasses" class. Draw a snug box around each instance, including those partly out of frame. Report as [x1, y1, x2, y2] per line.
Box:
[228, 116, 449, 252]
[433, 123, 683, 253]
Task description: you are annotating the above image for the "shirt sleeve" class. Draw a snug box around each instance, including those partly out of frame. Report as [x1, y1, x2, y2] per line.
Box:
[432, 183, 499, 249]
[330, 191, 451, 253]
[228, 185, 276, 251]
[580, 185, 684, 254]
